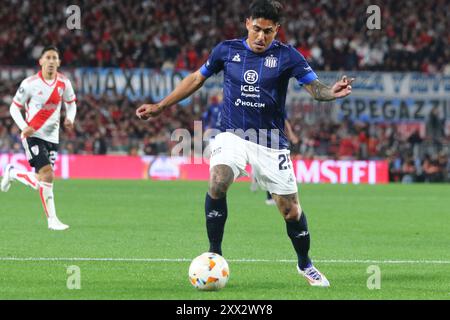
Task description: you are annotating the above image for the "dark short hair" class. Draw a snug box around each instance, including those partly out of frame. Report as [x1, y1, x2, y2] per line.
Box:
[249, 0, 283, 24]
[41, 45, 60, 57]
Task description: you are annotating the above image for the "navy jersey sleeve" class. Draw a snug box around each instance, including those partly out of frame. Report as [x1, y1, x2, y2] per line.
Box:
[287, 46, 318, 86]
[200, 42, 227, 78]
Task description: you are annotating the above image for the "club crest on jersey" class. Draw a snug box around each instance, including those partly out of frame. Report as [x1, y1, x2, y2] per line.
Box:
[232, 53, 241, 62]
[31, 145, 39, 156]
[264, 55, 278, 68]
[58, 87, 64, 96]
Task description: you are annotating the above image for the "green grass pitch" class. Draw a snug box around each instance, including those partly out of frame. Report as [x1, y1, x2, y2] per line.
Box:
[0, 180, 449, 299]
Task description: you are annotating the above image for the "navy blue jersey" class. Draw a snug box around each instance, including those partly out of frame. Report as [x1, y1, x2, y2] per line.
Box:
[200, 38, 317, 149]
[202, 102, 222, 130]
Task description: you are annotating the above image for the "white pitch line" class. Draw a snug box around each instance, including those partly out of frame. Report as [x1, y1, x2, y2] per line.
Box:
[0, 257, 449, 265]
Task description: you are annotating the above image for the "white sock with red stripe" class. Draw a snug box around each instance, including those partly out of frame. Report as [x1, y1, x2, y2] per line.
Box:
[10, 169, 40, 190]
[39, 182, 58, 221]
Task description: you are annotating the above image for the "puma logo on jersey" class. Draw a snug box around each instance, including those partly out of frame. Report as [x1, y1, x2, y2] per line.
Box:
[232, 53, 241, 62]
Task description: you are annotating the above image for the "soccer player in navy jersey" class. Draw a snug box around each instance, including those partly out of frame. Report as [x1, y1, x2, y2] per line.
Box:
[202, 94, 223, 133]
[137, 0, 354, 287]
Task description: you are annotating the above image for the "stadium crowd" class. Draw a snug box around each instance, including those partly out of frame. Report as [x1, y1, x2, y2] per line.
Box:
[1, 0, 449, 182]
[1, 0, 449, 73]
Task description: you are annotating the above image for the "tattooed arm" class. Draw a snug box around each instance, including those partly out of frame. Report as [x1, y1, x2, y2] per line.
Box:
[304, 76, 355, 101]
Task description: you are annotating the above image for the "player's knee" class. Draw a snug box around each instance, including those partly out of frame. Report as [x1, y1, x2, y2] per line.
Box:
[281, 204, 300, 222]
[209, 180, 230, 199]
[38, 167, 54, 183]
[273, 194, 301, 222]
[208, 173, 232, 198]
[41, 172, 54, 183]
[209, 165, 233, 199]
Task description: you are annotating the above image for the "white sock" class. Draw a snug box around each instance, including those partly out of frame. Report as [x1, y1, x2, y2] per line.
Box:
[10, 169, 39, 190]
[39, 182, 58, 221]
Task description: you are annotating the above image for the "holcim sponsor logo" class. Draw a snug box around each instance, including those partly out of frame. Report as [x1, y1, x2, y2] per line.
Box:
[234, 99, 265, 108]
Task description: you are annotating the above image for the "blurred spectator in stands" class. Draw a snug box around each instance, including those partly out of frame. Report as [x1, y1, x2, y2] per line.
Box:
[423, 154, 444, 183]
[408, 129, 423, 160]
[356, 123, 369, 159]
[388, 152, 403, 182]
[338, 133, 357, 160]
[401, 156, 417, 183]
[438, 151, 449, 182]
[0, 0, 448, 73]
[93, 132, 108, 155]
[426, 106, 444, 145]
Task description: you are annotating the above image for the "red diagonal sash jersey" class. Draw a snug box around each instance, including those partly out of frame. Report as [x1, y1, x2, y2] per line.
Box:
[12, 71, 76, 144]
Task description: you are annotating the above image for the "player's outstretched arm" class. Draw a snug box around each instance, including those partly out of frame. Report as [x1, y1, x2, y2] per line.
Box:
[136, 70, 207, 120]
[304, 75, 354, 101]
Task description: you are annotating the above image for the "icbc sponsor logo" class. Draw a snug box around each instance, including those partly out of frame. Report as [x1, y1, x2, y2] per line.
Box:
[241, 70, 260, 98]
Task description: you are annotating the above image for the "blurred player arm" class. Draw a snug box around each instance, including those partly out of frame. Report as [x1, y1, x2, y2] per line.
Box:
[304, 76, 354, 101]
[63, 101, 77, 130]
[10, 82, 35, 137]
[284, 119, 299, 144]
[136, 70, 207, 119]
[63, 80, 77, 130]
[9, 103, 29, 131]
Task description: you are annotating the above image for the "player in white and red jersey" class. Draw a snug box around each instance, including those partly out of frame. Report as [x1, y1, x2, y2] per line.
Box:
[1, 46, 77, 231]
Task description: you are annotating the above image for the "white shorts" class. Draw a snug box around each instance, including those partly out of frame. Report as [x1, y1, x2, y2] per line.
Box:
[209, 132, 298, 195]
